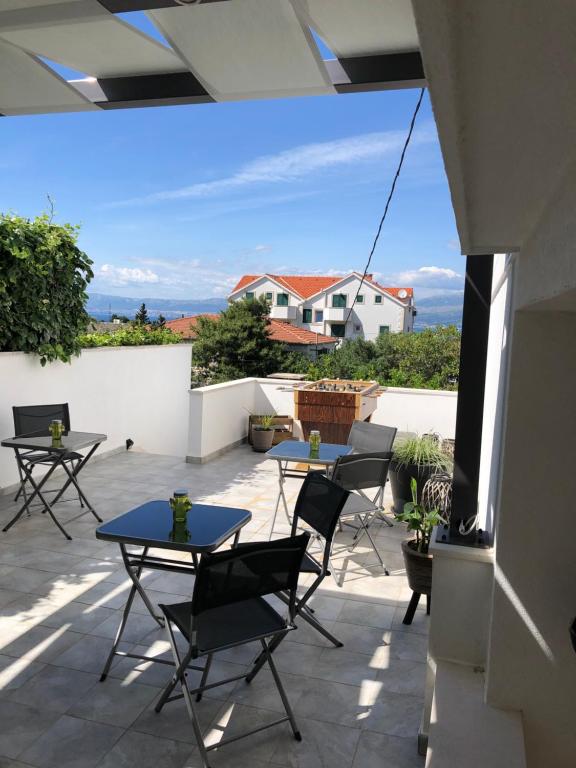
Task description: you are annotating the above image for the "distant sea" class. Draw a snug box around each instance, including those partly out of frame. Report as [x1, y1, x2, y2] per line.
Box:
[86, 292, 463, 329]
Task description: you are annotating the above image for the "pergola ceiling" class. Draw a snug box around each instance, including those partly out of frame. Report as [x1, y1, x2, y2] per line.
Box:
[0, 0, 424, 115]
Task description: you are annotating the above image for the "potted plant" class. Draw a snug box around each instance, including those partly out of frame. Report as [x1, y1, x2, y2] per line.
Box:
[389, 434, 452, 514]
[395, 477, 446, 597]
[251, 413, 276, 452]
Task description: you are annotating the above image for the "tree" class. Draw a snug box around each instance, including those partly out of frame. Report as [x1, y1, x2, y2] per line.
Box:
[150, 313, 166, 329]
[192, 297, 291, 383]
[0, 212, 93, 365]
[307, 326, 461, 390]
[111, 313, 130, 323]
[134, 303, 149, 325]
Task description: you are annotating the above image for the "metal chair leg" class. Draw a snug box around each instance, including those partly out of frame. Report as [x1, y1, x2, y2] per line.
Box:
[196, 653, 213, 702]
[260, 638, 301, 741]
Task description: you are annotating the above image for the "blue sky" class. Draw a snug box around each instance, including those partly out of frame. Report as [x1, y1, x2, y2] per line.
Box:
[0, 86, 461, 301]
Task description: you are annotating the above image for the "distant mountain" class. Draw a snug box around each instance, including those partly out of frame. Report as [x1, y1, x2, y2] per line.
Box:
[414, 293, 464, 330]
[86, 292, 227, 321]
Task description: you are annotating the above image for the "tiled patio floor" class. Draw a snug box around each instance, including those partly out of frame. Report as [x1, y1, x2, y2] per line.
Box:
[0, 447, 428, 768]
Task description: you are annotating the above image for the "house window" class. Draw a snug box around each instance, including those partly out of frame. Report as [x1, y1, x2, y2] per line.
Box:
[245, 291, 255, 300]
[332, 294, 347, 308]
[264, 292, 273, 302]
[331, 323, 346, 338]
[302, 308, 312, 323]
[374, 295, 382, 304]
[379, 325, 390, 335]
[314, 310, 324, 322]
[276, 293, 289, 306]
[356, 294, 364, 304]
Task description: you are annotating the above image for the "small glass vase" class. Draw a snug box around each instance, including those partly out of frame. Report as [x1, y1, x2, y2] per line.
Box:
[309, 429, 321, 458]
[170, 519, 190, 544]
[169, 489, 191, 525]
[49, 419, 64, 448]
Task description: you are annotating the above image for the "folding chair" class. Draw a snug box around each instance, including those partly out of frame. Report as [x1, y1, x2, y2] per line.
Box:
[155, 533, 310, 768]
[246, 472, 350, 683]
[12, 404, 84, 508]
[346, 420, 397, 527]
[331, 452, 393, 574]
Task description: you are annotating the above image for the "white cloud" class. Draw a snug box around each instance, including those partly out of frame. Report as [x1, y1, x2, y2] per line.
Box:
[386, 266, 463, 286]
[98, 264, 160, 285]
[106, 126, 435, 208]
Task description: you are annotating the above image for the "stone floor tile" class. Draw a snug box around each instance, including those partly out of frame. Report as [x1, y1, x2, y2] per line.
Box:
[49, 633, 130, 675]
[359, 691, 423, 738]
[203, 702, 288, 764]
[352, 731, 423, 768]
[19, 715, 124, 768]
[8, 665, 99, 713]
[95, 731, 192, 768]
[337, 600, 396, 630]
[131, 694, 222, 744]
[0, 654, 45, 695]
[0, 701, 60, 760]
[375, 655, 427, 697]
[271, 716, 361, 768]
[70, 678, 159, 728]
[328, 622, 389, 656]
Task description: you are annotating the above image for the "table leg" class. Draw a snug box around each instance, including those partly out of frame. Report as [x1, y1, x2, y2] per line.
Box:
[100, 544, 164, 681]
[49, 443, 102, 521]
[59, 459, 102, 523]
[269, 460, 291, 539]
[2, 455, 72, 539]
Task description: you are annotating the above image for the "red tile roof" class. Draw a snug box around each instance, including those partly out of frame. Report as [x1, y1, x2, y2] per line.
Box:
[165, 314, 337, 346]
[165, 314, 219, 340]
[267, 319, 338, 346]
[230, 273, 413, 301]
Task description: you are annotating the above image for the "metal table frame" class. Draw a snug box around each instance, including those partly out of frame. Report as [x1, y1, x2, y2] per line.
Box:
[266, 440, 352, 538]
[1, 432, 106, 540]
[96, 501, 251, 681]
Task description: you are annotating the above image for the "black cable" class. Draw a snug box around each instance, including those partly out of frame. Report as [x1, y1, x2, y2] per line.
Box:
[345, 87, 426, 327]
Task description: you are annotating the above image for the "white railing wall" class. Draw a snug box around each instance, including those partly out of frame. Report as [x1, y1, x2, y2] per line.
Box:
[0, 344, 192, 491]
[187, 378, 457, 463]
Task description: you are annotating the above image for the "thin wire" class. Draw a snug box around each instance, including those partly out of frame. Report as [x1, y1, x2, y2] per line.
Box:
[345, 87, 426, 327]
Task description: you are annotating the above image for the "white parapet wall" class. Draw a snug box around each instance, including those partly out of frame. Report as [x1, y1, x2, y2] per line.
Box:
[187, 378, 458, 462]
[0, 344, 192, 491]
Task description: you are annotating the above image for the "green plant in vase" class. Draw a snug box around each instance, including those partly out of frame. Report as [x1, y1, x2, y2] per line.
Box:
[395, 477, 446, 553]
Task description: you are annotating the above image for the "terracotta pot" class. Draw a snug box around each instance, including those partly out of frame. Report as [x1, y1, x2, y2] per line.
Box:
[401, 539, 433, 595]
[251, 427, 275, 452]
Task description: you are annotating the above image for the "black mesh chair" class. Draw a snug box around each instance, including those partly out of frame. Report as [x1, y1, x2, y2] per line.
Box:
[345, 420, 397, 529]
[245, 472, 350, 683]
[154, 533, 310, 768]
[331, 452, 393, 575]
[12, 404, 83, 507]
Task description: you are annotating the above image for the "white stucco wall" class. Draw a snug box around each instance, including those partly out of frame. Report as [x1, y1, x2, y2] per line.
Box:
[484, 163, 576, 767]
[187, 377, 457, 462]
[0, 344, 192, 491]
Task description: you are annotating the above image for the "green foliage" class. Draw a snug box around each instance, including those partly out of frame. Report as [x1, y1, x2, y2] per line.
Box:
[111, 313, 130, 323]
[252, 413, 276, 430]
[395, 477, 446, 553]
[134, 303, 150, 325]
[392, 435, 453, 471]
[0, 212, 93, 365]
[78, 327, 181, 348]
[192, 297, 307, 384]
[305, 326, 460, 390]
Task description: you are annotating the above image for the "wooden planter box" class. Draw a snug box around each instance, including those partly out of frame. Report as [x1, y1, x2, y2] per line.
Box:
[248, 415, 294, 446]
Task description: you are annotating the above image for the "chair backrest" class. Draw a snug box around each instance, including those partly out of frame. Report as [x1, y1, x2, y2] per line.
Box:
[347, 420, 397, 454]
[291, 471, 350, 543]
[13, 403, 71, 437]
[191, 532, 310, 620]
[332, 451, 392, 492]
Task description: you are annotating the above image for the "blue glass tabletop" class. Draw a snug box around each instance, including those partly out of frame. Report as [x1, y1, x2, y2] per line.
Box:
[1, 430, 107, 452]
[266, 439, 352, 465]
[96, 501, 251, 553]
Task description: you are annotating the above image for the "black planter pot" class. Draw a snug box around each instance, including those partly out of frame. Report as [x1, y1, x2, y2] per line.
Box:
[401, 539, 433, 596]
[389, 462, 437, 515]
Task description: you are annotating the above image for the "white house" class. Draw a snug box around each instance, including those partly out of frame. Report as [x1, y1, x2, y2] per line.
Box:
[228, 272, 415, 340]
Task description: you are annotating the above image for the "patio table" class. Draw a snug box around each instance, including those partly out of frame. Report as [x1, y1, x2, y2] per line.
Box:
[266, 439, 352, 538]
[96, 499, 251, 680]
[1, 430, 107, 540]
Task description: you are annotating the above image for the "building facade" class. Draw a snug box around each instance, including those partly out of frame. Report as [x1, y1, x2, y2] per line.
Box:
[228, 272, 415, 340]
